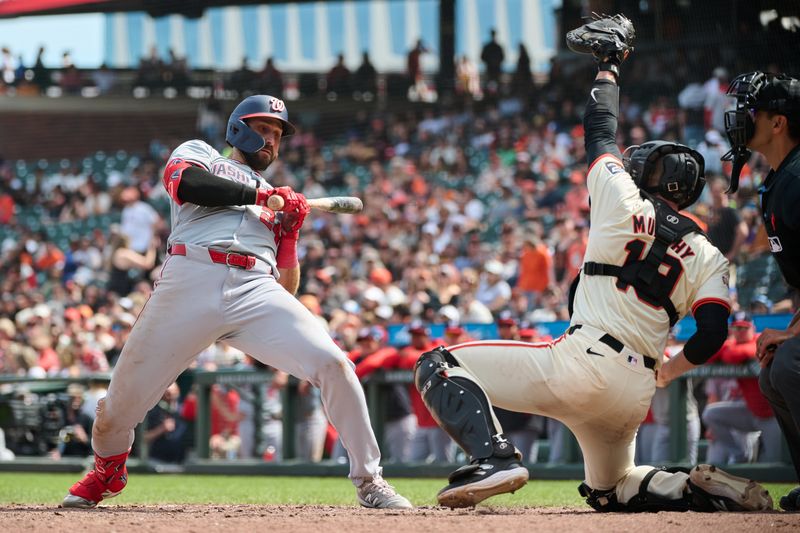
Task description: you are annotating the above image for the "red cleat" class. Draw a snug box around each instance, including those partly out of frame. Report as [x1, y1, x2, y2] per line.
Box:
[61, 451, 129, 509]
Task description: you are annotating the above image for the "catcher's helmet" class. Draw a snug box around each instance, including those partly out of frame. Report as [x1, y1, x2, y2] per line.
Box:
[226, 95, 296, 153]
[623, 141, 705, 210]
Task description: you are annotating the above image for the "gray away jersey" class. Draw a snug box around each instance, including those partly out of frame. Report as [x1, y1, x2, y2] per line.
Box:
[163, 139, 280, 274]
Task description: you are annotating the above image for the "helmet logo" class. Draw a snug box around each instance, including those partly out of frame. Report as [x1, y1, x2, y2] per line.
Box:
[269, 97, 286, 113]
[666, 215, 679, 224]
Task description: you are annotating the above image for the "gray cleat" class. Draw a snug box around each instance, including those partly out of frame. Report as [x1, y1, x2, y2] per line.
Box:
[355, 474, 413, 509]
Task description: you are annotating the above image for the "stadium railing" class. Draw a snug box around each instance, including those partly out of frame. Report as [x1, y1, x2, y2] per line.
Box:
[0, 348, 794, 481]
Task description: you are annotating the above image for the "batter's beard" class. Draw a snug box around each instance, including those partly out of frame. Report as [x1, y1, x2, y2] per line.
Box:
[242, 150, 275, 171]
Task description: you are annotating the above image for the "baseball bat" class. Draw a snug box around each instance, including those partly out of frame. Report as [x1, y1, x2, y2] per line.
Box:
[267, 195, 363, 214]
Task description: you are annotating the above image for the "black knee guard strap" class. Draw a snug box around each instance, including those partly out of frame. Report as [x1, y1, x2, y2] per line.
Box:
[580, 467, 693, 513]
[415, 346, 512, 461]
[578, 483, 626, 512]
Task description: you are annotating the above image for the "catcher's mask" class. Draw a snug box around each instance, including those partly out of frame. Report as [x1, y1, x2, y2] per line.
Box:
[723, 71, 800, 192]
[226, 95, 296, 153]
[623, 141, 705, 210]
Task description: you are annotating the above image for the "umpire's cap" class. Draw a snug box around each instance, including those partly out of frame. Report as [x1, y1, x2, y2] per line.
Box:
[754, 74, 800, 114]
[226, 95, 296, 153]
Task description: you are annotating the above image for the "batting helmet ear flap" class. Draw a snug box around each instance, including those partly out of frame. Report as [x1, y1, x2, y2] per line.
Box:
[227, 118, 266, 153]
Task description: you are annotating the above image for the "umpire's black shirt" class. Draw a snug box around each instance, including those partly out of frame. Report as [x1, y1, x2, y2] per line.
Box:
[760, 142, 800, 290]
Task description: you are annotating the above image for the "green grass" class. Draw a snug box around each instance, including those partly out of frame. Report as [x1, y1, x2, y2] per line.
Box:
[0, 473, 795, 508]
[0, 473, 577, 506]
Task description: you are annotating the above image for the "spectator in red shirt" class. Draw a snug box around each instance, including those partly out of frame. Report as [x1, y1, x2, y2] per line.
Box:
[209, 385, 241, 459]
[398, 321, 455, 462]
[702, 312, 783, 463]
[518, 321, 552, 343]
[0, 191, 14, 224]
[443, 323, 470, 345]
[494, 313, 543, 462]
[348, 326, 415, 462]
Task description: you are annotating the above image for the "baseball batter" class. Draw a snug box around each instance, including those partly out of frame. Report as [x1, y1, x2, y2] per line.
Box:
[61, 95, 412, 510]
[414, 15, 773, 512]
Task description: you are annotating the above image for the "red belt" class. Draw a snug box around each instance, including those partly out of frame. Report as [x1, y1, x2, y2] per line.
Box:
[169, 243, 256, 270]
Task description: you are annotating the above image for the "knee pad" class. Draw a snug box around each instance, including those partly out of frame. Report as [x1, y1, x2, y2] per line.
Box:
[414, 346, 511, 461]
[414, 346, 459, 389]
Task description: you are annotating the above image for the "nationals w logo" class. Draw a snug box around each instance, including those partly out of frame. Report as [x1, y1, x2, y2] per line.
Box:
[269, 98, 286, 113]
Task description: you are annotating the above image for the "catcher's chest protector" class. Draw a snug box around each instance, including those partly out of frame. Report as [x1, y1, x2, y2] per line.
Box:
[582, 191, 704, 326]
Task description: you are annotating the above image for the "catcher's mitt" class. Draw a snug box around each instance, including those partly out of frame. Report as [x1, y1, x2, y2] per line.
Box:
[566, 13, 635, 74]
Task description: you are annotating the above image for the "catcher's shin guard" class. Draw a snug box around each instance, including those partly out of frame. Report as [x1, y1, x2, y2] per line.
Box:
[415, 347, 510, 461]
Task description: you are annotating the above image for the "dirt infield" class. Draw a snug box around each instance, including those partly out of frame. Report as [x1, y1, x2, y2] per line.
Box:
[2, 504, 798, 532]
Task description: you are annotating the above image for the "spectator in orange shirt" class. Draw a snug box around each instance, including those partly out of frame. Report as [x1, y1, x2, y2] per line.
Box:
[702, 312, 783, 463]
[517, 235, 552, 310]
[35, 242, 65, 272]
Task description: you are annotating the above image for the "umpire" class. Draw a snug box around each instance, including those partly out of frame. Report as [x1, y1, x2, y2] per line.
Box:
[725, 71, 800, 511]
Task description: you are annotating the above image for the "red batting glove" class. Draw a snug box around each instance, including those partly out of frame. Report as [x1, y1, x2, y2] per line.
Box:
[255, 187, 309, 233]
[278, 189, 310, 235]
[254, 185, 295, 207]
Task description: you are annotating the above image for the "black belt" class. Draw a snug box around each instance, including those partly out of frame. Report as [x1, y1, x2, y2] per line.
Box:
[568, 324, 656, 370]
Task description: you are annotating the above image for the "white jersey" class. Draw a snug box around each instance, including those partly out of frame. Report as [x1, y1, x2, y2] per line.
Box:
[164, 140, 280, 274]
[572, 154, 730, 359]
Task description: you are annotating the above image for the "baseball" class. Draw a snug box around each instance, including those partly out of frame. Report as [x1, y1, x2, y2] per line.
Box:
[267, 195, 285, 210]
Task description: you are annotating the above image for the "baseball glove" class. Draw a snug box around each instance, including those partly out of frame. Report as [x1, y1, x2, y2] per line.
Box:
[566, 13, 635, 74]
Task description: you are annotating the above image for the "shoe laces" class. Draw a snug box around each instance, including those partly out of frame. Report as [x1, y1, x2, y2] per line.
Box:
[363, 475, 397, 497]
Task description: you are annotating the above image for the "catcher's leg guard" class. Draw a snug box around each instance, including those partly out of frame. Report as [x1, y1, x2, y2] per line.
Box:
[416, 347, 528, 507]
[582, 466, 695, 513]
[414, 346, 511, 460]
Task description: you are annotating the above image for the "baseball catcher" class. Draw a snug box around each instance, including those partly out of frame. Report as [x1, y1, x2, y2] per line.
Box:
[414, 14, 773, 512]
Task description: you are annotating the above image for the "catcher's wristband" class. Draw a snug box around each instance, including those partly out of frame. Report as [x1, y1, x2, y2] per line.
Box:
[598, 61, 619, 78]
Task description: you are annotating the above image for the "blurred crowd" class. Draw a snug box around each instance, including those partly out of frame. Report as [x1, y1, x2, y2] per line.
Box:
[0, 37, 795, 466]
